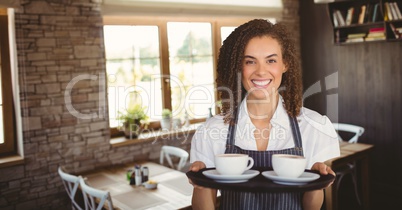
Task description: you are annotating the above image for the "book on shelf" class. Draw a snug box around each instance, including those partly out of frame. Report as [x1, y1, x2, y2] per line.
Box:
[372, 3, 380, 22]
[332, 12, 339, 27]
[345, 37, 365, 43]
[366, 27, 385, 40]
[366, 32, 385, 38]
[334, 10, 346, 26]
[392, 2, 402, 20]
[389, 23, 401, 39]
[384, 2, 393, 21]
[347, 33, 366, 39]
[346, 7, 355, 25]
[358, 5, 366, 24]
[365, 36, 386, 41]
[367, 29, 385, 38]
[389, 2, 399, 20]
[369, 27, 385, 33]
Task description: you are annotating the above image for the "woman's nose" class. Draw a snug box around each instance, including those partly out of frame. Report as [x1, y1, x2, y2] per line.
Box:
[255, 63, 268, 75]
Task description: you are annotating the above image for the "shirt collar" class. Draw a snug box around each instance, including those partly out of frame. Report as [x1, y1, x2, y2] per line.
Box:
[237, 94, 290, 129]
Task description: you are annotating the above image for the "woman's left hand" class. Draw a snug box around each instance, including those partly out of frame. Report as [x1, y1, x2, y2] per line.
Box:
[311, 162, 335, 176]
[310, 162, 335, 188]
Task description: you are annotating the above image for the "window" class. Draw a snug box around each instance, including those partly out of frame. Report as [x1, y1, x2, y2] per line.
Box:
[167, 22, 214, 119]
[103, 17, 252, 131]
[0, 8, 16, 155]
[104, 25, 161, 128]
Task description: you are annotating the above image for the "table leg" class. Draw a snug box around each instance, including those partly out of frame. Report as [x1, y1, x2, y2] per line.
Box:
[360, 156, 370, 210]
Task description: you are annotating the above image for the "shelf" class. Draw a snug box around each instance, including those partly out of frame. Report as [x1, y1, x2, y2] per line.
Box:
[328, 0, 402, 45]
[334, 21, 384, 29]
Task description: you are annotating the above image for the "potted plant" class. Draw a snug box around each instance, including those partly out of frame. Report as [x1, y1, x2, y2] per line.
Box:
[160, 108, 172, 131]
[117, 104, 149, 139]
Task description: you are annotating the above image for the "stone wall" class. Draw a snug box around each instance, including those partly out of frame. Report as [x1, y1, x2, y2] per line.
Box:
[0, 0, 299, 209]
[282, 0, 301, 59]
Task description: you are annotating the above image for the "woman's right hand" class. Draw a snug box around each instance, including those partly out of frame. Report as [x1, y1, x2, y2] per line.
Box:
[190, 161, 206, 172]
[188, 161, 207, 189]
[189, 161, 217, 209]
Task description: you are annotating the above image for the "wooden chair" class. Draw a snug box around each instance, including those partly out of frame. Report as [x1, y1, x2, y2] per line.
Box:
[58, 166, 84, 210]
[160, 145, 189, 171]
[79, 176, 114, 210]
[332, 123, 365, 206]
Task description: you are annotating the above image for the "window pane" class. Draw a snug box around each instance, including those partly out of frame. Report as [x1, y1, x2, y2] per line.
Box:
[104, 25, 161, 127]
[167, 22, 215, 119]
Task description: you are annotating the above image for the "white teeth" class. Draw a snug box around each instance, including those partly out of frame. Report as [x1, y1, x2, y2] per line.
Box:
[252, 80, 271, 86]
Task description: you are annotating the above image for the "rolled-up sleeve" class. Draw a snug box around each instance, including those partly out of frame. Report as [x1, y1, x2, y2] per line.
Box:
[190, 117, 228, 168]
[300, 110, 341, 169]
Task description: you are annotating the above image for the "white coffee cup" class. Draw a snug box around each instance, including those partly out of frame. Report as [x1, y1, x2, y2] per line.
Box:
[272, 154, 307, 178]
[215, 154, 254, 175]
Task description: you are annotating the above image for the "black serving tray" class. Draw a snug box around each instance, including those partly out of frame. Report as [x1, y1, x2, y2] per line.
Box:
[186, 167, 335, 193]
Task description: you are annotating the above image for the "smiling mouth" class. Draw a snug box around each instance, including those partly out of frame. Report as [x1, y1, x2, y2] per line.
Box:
[252, 79, 272, 87]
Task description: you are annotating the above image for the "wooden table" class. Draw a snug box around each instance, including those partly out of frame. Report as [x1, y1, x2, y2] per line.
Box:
[83, 161, 193, 210]
[324, 142, 374, 210]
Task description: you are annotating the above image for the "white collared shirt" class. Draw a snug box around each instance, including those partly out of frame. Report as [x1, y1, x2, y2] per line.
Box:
[190, 96, 340, 169]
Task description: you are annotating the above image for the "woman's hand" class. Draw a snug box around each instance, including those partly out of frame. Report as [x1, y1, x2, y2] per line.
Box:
[190, 161, 206, 172]
[188, 161, 207, 189]
[311, 162, 335, 188]
[303, 162, 335, 210]
[311, 162, 335, 176]
[189, 161, 217, 209]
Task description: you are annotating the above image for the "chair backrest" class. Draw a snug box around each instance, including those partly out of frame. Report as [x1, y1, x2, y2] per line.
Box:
[58, 166, 84, 210]
[159, 145, 189, 171]
[332, 123, 365, 143]
[79, 176, 114, 210]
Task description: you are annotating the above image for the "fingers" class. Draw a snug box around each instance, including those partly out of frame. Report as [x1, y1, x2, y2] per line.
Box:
[326, 166, 335, 176]
[190, 161, 206, 172]
[188, 161, 207, 189]
[312, 162, 335, 176]
[311, 162, 336, 189]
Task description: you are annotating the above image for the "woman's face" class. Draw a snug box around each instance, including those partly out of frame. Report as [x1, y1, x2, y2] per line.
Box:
[241, 36, 287, 101]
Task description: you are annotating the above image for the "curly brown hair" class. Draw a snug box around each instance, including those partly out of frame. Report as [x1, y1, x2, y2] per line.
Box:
[216, 19, 302, 124]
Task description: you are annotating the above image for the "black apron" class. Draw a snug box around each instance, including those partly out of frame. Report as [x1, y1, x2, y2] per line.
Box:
[220, 110, 304, 210]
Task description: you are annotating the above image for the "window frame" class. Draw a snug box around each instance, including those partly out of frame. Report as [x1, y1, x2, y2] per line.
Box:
[103, 16, 251, 136]
[0, 8, 16, 156]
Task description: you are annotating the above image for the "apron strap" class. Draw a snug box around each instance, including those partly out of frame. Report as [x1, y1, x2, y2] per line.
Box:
[225, 106, 238, 146]
[289, 116, 304, 155]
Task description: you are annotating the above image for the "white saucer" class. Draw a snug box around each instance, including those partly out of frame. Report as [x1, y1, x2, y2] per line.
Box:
[261, 171, 320, 185]
[203, 169, 260, 183]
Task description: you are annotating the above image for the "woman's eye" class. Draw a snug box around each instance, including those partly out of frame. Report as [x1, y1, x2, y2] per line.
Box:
[267, 59, 277, 63]
[245, 60, 255, 65]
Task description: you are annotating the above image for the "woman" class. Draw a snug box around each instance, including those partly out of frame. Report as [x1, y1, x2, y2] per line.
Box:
[189, 19, 340, 210]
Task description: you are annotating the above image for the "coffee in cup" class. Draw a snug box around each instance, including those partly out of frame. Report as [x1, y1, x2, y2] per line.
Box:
[272, 154, 306, 178]
[215, 154, 254, 175]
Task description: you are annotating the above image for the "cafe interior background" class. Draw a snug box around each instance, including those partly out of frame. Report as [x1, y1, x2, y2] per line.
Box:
[0, 0, 401, 209]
